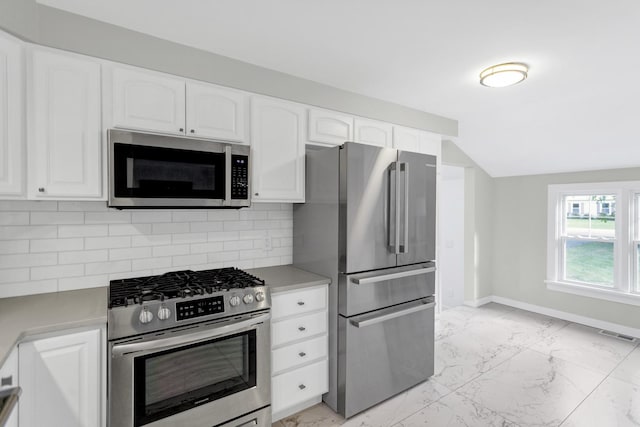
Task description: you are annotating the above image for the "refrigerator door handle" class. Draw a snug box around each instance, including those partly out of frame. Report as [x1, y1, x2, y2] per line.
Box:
[350, 299, 435, 328]
[399, 162, 409, 253]
[351, 266, 436, 285]
[388, 162, 401, 254]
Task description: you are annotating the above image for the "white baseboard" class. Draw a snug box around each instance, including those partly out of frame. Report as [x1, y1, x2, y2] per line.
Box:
[469, 295, 640, 339]
[463, 296, 492, 308]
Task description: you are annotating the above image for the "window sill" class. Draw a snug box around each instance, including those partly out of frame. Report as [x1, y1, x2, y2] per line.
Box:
[546, 280, 640, 307]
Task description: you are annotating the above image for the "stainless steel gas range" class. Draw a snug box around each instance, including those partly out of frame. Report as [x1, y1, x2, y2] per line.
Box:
[107, 268, 272, 427]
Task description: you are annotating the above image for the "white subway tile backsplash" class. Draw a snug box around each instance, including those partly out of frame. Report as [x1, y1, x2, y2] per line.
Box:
[0, 268, 30, 284]
[152, 244, 190, 257]
[132, 257, 171, 271]
[58, 274, 108, 292]
[0, 279, 57, 298]
[85, 260, 132, 275]
[0, 212, 29, 225]
[132, 211, 172, 223]
[0, 202, 292, 298]
[171, 233, 207, 244]
[0, 225, 57, 240]
[0, 201, 57, 211]
[59, 249, 109, 265]
[31, 238, 83, 253]
[0, 253, 57, 269]
[31, 264, 84, 280]
[152, 222, 190, 235]
[0, 240, 29, 254]
[131, 234, 171, 247]
[172, 254, 207, 267]
[172, 211, 207, 223]
[85, 236, 131, 250]
[190, 222, 223, 233]
[190, 242, 224, 254]
[59, 224, 108, 238]
[30, 212, 84, 225]
[109, 223, 153, 236]
[85, 211, 131, 224]
[109, 247, 152, 261]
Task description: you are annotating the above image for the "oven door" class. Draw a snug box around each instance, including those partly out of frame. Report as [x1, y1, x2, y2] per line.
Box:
[109, 312, 270, 427]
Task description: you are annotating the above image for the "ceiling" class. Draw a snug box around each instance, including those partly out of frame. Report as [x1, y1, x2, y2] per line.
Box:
[37, 0, 640, 177]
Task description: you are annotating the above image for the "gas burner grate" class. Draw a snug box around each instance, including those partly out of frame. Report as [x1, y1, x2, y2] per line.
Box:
[108, 267, 265, 308]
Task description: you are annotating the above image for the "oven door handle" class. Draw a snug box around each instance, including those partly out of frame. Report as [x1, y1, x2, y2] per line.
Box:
[111, 312, 270, 356]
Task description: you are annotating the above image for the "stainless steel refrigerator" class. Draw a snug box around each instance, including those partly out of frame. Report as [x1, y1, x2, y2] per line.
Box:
[293, 142, 437, 418]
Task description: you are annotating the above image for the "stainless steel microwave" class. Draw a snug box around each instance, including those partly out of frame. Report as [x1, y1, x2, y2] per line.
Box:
[108, 129, 250, 208]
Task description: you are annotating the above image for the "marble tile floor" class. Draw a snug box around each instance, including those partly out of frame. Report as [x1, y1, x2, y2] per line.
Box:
[272, 303, 640, 427]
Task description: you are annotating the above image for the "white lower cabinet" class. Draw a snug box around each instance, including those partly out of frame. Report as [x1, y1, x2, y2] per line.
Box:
[18, 327, 105, 427]
[0, 348, 19, 427]
[271, 284, 328, 422]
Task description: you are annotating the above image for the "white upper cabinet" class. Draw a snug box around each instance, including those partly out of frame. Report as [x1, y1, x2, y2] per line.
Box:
[0, 31, 24, 198]
[28, 47, 103, 199]
[186, 82, 247, 142]
[307, 108, 353, 146]
[393, 125, 441, 156]
[110, 66, 186, 135]
[251, 96, 305, 202]
[19, 328, 103, 427]
[354, 117, 393, 148]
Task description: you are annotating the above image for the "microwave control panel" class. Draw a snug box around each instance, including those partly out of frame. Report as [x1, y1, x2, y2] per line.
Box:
[231, 155, 249, 199]
[176, 296, 225, 321]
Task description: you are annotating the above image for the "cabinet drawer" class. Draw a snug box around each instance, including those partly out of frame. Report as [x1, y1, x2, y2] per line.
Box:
[272, 359, 328, 414]
[272, 334, 327, 375]
[272, 286, 326, 320]
[271, 311, 327, 348]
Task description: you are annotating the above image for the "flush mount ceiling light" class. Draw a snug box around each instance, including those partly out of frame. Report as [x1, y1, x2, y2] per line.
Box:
[479, 62, 528, 87]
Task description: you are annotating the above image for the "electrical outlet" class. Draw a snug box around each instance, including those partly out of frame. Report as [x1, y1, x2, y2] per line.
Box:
[264, 236, 273, 251]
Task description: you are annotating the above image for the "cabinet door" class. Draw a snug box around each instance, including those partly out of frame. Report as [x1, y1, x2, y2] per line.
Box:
[111, 66, 186, 135]
[307, 108, 353, 146]
[28, 48, 103, 199]
[393, 125, 441, 155]
[0, 348, 19, 427]
[354, 117, 392, 148]
[186, 81, 247, 142]
[0, 31, 24, 198]
[251, 96, 305, 202]
[19, 328, 103, 427]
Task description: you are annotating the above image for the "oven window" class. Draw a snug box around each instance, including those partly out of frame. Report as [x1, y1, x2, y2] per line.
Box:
[133, 330, 256, 426]
[113, 143, 225, 199]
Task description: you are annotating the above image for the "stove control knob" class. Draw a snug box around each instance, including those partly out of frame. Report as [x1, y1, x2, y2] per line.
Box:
[157, 305, 171, 321]
[139, 307, 154, 324]
[243, 294, 254, 304]
[255, 291, 265, 302]
[230, 295, 241, 307]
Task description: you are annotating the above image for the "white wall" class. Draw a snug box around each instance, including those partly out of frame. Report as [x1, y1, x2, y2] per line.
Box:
[0, 201, 292, 298]
[492, 167, 640, 330]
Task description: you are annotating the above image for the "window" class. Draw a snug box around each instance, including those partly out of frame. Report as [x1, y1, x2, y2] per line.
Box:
[547, 182, 640, 306]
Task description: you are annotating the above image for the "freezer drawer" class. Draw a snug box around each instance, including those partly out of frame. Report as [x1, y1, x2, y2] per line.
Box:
[338, 263, 435, 317]
[338, 297, 435, 418]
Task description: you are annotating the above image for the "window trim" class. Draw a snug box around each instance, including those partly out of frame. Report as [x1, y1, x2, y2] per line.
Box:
[546, 181, 639, 306]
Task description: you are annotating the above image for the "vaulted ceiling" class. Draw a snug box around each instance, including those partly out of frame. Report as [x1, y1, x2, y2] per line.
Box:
[37, 0, 640, 177]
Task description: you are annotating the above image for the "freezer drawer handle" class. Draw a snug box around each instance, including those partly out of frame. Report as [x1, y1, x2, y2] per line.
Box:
[351, 266, 436, 285]
[234, 419, 258, 427]
[350, 300, 435, 328]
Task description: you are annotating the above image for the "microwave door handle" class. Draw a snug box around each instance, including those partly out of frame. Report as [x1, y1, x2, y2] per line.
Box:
[112, 312, 270, 356]
[224, 145, 232, 206]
